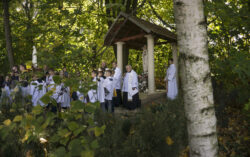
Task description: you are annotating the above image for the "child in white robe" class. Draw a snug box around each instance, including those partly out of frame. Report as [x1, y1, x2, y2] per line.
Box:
[87, 70, 98, 103]
[30, 75, 47, 106]
[57, 70, 70, 109]
[97, 69, 105, 112]
[103, 68, 114, 113]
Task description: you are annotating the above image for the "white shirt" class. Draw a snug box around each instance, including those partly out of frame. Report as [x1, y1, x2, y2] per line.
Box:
[122, 70, 139, 99]
[103, 76, 114, 100]
[113, 67, 122, 90]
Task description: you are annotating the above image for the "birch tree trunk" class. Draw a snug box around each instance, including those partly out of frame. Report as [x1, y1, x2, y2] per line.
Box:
[173, 0, 218, 156]
[3, 0, 14, 68]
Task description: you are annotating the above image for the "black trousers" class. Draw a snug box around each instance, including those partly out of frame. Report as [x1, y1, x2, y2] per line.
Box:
[113, 89, 122, 107]
[122, 92, 141, 110]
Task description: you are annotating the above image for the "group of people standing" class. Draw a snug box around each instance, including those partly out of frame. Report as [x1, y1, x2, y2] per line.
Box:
[83, 61, 141, 112]
[0, 61, 141, 113]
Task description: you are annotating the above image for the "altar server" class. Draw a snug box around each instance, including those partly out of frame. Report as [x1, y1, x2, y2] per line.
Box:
[164, 59, 178, 100]
[87, 70, 98, 103]
[19, 64, 30, 97]
[57, 70, 70, 109]
[97, 68, 105, 111]
[122, 65, 140, 110]
[1, 76, 11, 99]
[112, 61, 122, 107]
[103, 68, 114, 113]
[30, 75, 46, 106]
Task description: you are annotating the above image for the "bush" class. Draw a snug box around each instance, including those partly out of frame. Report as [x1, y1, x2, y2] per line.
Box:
[95, 98, 187, 157]
[0, 80, 105, 157]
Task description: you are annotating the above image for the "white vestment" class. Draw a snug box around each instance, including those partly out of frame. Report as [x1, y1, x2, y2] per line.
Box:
[97, 77, 105, 103]
[88, 78, 98, 103]
[77, 81, 87, 103]
[165, 64, 178, 100]
[122, 70, 139, 100]
[57, 83, 71, 108]
[31, 80, 47, 106]
[113, 67, 122, 90]
[103, 76, 113, 100]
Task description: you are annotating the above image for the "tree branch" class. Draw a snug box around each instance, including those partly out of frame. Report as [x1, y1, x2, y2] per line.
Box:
[148, 1, 175, 30]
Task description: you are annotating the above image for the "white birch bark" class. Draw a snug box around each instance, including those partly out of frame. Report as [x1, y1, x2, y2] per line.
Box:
[173, 0, 218, 157]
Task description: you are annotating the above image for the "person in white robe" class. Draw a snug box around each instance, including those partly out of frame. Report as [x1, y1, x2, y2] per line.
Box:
[87, 71, 98, 103]
[30, 75, 47, 106]
[164, 58, 178, 100]
[97, 69, 105, 111]
[76, 80, 87, 103]
[1, 76, 11, 101]
[103, 68, 114, 113]
[112, 62, 122, 107]
[19, 64, 30, 97]
[46, 69, 59, 112]
[57, 70, 71, 109]
[122, 65, 141, 110]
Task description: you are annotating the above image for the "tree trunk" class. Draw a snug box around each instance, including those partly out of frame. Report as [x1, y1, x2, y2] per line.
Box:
[173, 0, 218, 157]
[3, 0, 14, 68]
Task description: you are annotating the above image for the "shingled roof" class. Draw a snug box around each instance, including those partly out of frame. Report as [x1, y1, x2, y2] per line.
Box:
[104, 12, 176, 50]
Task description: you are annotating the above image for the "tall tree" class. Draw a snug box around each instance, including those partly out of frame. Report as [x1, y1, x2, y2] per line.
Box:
[173, 0, 218, 156]
[3, 0, 14, 68]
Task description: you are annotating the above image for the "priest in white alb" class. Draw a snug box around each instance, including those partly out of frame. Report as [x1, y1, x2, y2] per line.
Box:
[122, 65, 141, 110]
[112, 61, 122, 107]
[164, 58, 178, 100]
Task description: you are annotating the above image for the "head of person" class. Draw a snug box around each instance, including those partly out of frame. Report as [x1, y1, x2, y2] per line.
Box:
[59, 70, 64, 78]
[112, 61, 117, 69]
[32, 74, 38, 81]
[91, 70, 97, 78]
[5, 75, 10, 82]
[12, 65, 18, 72]
[105, 69, 112, 77]
[48, 69, 54, 76]
[63, 67, 67, 72]
[126, 65, 132, 73]
[43, 65, 48, 71]
[19, 64, 26, 72]
[101, 61, 106, 68]
[98, 68, 103, 77]
[169, 58, 174, 65]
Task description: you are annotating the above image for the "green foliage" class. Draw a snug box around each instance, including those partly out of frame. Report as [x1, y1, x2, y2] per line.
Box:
[0, 76, 105, 157]
[205, 0, 250, 106]
[95, 98, 187, 157]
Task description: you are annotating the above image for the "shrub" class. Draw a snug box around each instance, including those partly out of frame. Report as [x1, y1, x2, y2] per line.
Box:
[95, 98, 187, 157]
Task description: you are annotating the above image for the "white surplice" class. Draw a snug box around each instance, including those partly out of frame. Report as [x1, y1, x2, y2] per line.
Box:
[97, 77, 105, 103]
[57, 83, 71, 108]
[88, 77, 98, 103]
[113, 67, 122, 90]
[103, 76, 113, 100]
[122, 70, 139, 100]
[31, 80, 47, 106]
[165, 64, 178, 100]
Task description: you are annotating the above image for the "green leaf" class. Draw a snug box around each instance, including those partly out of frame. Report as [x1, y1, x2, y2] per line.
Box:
[51, 147, 66, 157]
[68, 121, 79, 131]
[68, 139, 83, 156]
[53, 75, 61, 84]
[94, 125, 106, 137]
[40, 94, 51, 105]
[32, 105, 43, 115]
[73, 125, 87, 136]
[90, 139, 99, 149]
[81, 150, 94, 157]
[13, 115, 22, 122]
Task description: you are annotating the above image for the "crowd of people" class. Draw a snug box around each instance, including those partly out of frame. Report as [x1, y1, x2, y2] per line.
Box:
[0, 61, 141, 113]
